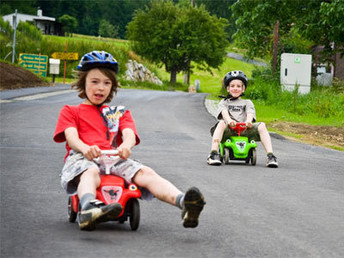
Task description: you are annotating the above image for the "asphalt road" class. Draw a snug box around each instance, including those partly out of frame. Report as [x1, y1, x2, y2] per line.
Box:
[1, 87, 343, 258]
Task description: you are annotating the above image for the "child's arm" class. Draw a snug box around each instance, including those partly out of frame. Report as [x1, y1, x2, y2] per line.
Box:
[117, 128, 136, 160]
[245, 113, 254, 128]
[221, 110, 236, 127]
[65, 127, 101, 160]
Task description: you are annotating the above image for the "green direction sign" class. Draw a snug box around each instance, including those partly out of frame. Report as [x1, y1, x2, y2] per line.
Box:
[19, 53, 48, 77]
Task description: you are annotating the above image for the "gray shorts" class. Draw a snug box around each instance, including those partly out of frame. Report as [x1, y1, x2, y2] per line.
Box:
[210, 121, 261, 142]
[61, 151, 144, 196]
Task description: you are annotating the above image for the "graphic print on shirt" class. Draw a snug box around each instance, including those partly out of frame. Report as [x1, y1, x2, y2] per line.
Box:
[102, 106, 126, 146]
[228, 105, 246, 113]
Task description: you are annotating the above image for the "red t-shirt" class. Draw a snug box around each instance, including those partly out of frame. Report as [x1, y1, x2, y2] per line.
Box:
[53, 104, 140, 161]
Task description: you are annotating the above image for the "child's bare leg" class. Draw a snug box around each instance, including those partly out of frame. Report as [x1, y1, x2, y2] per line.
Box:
[77, 166, 101, 198]
[211, 120, 226, 151]
[258, 122, 273, 153]
[133, 166, 182, 205]
[133, 166, 206, 228]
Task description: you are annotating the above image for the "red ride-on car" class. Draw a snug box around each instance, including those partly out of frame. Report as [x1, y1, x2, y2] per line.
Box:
[67, 150, 142, 230]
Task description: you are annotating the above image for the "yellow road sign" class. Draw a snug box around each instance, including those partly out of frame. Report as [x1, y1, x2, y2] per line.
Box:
[51, 52, 79, 60]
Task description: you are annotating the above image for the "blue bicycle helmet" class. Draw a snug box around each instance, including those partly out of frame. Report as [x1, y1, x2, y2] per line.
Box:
[77, 50, 118, 73]
[223, 70, 248, 87]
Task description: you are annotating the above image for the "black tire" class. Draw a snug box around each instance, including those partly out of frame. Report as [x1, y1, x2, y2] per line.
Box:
[129, 199, 140, 231]
[224, 148, 230, 164]
[68, 197, 77, 223]
[218, 148, 223, 162]
[251, 148, 257, 166]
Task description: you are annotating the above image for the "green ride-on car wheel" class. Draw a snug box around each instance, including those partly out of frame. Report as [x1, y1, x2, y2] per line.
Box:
[224, 148, 230, 164]
[251, 148, 257, 165]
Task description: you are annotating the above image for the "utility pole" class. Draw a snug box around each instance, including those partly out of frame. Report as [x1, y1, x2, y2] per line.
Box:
[12, 9, 18, 63]
[184, 0, 195, 85]
[272, 20, 279, 74]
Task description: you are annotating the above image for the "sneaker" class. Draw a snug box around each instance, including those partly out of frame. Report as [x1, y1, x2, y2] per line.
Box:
[78, 200, 122, 231]
[207, 151, 221, 166]
[182, 187, 206, 228]
[266, 153, 278, 168]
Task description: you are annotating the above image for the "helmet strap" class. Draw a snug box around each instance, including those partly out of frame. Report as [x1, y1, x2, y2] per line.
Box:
[96, 105, 110, 140]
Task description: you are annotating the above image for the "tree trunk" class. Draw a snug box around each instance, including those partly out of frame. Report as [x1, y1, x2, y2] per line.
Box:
[170, 70, 177, 83]
[183, 61, 191, 85]
[272, 20, 279, 74]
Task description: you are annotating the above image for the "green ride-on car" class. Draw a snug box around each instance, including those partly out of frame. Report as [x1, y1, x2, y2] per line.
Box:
[219, 123, 257, 165]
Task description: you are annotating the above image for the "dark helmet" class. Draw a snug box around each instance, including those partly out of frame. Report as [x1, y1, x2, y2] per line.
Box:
[223, 70, 248, 87]
[77, 50, 118, 73]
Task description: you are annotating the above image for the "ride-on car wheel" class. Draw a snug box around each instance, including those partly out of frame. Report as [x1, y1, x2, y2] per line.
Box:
[251, 148, 257, 166]
[224, 148, 230, 164]
[129, 199, 140, 231]
[68, 197, 77, 223]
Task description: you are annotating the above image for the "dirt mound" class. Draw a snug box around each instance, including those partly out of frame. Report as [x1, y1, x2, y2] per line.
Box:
[0, 62, 50, 90]
[270, 122, 344, 150]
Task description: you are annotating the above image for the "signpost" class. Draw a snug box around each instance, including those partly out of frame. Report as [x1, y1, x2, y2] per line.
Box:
[51, 42, 79, 83]
[19, 53, 48, 77]
[51, 52, 78, 60]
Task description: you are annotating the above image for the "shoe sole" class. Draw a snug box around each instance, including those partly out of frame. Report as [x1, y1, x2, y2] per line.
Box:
[183, 187, 205, 228]
[266, 162, 278, 168]
[79, 203, 122, 231]
[207, 160, 222, 166]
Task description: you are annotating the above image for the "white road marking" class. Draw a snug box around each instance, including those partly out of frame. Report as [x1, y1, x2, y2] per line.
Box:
[0, 90, 75, 103]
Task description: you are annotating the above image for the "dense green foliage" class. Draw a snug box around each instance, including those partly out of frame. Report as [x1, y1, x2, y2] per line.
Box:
[127, 0, 228, 83]
[1, 0, 237, 40]
[231, 0, 344, 66]
[1, 0, 150, 38]
[58, 14, 78, 36]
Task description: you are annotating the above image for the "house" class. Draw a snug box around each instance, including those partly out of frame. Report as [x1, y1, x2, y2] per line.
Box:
[313, 45, 344, 81]
[3, 9, 62, 35]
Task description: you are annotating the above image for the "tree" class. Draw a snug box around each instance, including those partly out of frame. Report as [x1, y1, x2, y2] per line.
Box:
[98, 19, 119, 38]
[127, 0, 228, 83]
[58, 14, 78, 37]
[297, 0, 344, 60]
[0, 0, 37, 16]
[231, 0, 344, 70]
[194, 0, 237, 41]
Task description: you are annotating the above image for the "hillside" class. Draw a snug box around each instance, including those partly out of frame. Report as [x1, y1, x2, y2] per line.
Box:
[0, 62, 50, 90]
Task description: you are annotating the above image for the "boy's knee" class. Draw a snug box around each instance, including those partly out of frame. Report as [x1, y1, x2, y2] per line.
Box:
[258, 122, 266, 129]
[217, 120, 227, 129]
[82, 166, 100, 179]
[136, 166, 158, 179]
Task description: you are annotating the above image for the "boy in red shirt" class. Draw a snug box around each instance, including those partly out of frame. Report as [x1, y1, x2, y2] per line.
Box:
[54, 51, 205, 230]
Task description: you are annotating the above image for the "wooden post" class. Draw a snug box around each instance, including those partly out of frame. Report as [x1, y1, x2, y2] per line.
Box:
[63, 41, 68, 84]
[272, 20, 279, 74]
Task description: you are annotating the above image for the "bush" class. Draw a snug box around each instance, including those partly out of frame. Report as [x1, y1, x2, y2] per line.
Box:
[245, 67, 344, 125]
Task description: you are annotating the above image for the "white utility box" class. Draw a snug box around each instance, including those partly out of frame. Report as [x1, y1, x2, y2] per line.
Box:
[280, 53, 312, 94]
[49, 58, 60, 74]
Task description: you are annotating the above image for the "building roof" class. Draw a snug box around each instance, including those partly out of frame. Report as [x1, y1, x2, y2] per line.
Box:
[3, 9, 55, 28]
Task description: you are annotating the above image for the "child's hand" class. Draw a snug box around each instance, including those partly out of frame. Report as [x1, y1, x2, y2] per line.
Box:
[82, 145, 101, 161]
[229, 121, 236, 127]
[245, 122, 253, 128]
[117, 145, 131, 160]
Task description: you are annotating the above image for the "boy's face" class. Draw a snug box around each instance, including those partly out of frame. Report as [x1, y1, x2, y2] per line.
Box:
[227, 79, 245, 98]
[84, 68, 112, 105]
